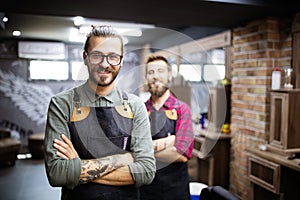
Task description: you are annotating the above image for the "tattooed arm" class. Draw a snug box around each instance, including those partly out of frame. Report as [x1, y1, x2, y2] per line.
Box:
[54, 134, 134, 184]
[79, 155, 134, 184]
[92, 166, 134, 185]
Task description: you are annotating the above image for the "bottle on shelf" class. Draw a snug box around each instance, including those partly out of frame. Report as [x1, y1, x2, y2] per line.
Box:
[271, 67, 281, 90]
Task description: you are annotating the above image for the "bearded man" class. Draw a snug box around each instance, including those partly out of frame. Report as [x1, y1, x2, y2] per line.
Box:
[139, 55, 194, 200]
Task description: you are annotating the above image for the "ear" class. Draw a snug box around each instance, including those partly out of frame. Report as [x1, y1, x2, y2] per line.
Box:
[119, 58, 124, 69]
[144, 79, 148, 85]
[168, 72, 172, 83]
[83, 52, 87, 65]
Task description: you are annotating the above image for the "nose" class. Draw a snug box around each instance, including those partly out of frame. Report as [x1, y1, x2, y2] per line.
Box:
[100, 58, 110, 68]
[152, 71, 159, 79]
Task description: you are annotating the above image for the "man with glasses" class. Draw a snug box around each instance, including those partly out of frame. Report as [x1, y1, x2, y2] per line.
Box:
[44, 25, 155, 200]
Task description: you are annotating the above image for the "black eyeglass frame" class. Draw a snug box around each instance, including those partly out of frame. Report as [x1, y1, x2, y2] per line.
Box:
[85, 52, 123, 66]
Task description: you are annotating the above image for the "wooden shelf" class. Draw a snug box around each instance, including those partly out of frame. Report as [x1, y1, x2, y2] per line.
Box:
[247, 147, 300, 172]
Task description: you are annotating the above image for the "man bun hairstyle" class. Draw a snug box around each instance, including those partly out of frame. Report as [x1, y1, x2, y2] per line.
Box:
[83, 25, 124, 54]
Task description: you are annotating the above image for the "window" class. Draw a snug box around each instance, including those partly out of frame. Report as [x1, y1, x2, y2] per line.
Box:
[29, 60, 69, 80]
[71, 61, 88, 80]
[171, 63, 224, 82]
[203, 64, 225, 82]
[172, 64, 201, 82]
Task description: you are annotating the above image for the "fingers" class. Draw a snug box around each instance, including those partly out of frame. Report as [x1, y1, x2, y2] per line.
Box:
[61, 134, 79, 158]
[61, 134, 72, 145]
[53, 139, 71, 159]
[53, 134, 79, 160]
[56, 150, 69, 160]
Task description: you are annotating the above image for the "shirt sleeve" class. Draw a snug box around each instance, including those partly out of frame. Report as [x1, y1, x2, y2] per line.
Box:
[174, 101, 194, 159]
[127, 94, 156, 187]
[44, 92, 82, 189]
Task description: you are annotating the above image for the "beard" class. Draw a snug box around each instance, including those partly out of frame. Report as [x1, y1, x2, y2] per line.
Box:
[148, 82, 168, 97]
[89, 66, 119, 87]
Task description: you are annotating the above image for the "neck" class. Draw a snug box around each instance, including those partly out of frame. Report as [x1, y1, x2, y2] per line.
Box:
[88, 79, 115, 96]
[151, 89, 170, 108]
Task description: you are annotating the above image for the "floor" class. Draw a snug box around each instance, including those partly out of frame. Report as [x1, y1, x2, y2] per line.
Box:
[0, 156, 201, 200]
[0, 158, 61, 200]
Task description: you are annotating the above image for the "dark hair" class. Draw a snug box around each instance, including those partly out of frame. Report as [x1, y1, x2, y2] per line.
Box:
[146, 55, 171, 71]
[83, 25, 124, 54]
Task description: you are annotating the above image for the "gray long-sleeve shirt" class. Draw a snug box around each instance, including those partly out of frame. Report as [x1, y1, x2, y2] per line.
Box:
[44, 82, 155, 189]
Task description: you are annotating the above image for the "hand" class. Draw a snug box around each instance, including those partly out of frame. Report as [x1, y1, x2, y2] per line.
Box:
[53, 134, 79, 160]
[153, 134, 175, 152]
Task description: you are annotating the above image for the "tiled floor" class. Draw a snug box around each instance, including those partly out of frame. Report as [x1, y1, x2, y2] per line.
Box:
[0, 158, 61, 200]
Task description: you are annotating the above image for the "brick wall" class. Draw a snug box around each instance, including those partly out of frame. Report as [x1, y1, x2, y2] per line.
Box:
[229, 17, 292, 199]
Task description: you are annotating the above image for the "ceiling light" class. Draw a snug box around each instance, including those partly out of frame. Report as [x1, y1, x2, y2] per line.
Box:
[70, 16, 155, 43]
[69, 27, 129, 45]
[12, 30, 21, 37]
[80, 18, 155, 29]
[73, 16, 85, 26]
[79, 26, 142, 37]
[3, 17, 8, 22]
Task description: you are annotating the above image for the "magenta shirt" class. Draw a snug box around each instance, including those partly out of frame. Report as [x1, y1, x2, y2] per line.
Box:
[145, 93, 194, 159]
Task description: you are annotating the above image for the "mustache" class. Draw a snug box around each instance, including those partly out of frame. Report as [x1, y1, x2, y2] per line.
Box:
[94, 66, 118, 73]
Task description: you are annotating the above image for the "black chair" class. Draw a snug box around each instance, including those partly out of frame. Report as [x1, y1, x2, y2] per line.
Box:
[200, 186, 240, 200]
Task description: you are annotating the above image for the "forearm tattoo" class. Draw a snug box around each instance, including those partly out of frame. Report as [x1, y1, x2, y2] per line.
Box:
[79, 153, 132, 184]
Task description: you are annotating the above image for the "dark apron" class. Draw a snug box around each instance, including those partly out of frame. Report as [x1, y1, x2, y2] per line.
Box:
[140, 108, 190, 200]
[63, 90, 138, 200]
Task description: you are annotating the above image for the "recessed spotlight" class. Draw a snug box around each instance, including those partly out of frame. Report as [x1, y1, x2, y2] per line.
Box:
[12, 30, 21, 36]
[73, 16, 84, 27]
[3, 16, 8, 22]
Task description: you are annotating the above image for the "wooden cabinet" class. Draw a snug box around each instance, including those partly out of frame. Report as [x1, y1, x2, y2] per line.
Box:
[248, 154, 281, 194]
[188, 130, 231, 189]
[269, 90, 300, 155]
[246, 89, 300, 199]
[247, 148, 300, 200]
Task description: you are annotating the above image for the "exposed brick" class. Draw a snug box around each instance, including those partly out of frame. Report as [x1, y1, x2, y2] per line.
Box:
[230, 109, 244, 117]
[231, 70, 247, 76]
[280, 49, 292, 57]
[267, 32, 280, 40]
[238, 78, 257, 85]
[236, 94, 256, 102]
[231, 116, 245, 125]
[233, 25, 260, 36]
[232, 101, 249, 110]
[248, 87, 268, 94]
[230, 17, 293, 198]
[267, 18, 280, 31]
[256, 95, 269, 104]
[246, 120, 266, 130]
[251, 104, 267, 112]
[232, 53, 249, 61]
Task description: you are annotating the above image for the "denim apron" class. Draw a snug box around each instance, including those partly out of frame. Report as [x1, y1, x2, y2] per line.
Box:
[140, 105, 190, 200]
[63, 89, 138, 200]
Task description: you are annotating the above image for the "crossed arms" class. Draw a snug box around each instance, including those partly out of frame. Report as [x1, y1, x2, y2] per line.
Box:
[54, 134, 134, 185]
[53, 134, 185, 187]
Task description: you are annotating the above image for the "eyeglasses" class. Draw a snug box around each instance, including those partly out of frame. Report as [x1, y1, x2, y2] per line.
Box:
[85, 52, 123, 66]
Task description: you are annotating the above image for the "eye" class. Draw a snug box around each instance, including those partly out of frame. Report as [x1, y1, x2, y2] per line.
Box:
[147, 70, 154, 75]
[108, 54, 119, 60]
[158, 69, 166, 73]
[91, 54, 103, 59]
